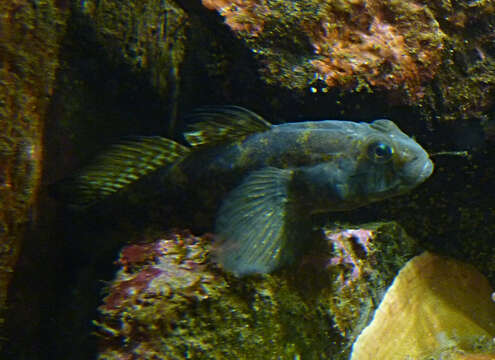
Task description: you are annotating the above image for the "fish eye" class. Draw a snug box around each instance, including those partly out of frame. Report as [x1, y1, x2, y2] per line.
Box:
[367, 141, 393, 163]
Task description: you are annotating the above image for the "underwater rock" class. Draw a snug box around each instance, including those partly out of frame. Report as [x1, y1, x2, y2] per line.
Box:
[96, 222, 422, 359]
[202, 0, 495, 123]
[202, 0, 445, 100]
[77, 0, 188, 96]
[76, 0, 189, 133]
[422, 0, 495, 124]
[0, 0, 68, 328]
[418, 1, 495, 124]
[323, 222, 421, 344]
[350, 251, 495, 360]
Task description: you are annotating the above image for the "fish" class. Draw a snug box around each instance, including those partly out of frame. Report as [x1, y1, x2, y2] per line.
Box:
[53, 106, 434, 276]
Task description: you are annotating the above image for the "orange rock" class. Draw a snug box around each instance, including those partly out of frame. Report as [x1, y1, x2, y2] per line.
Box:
[351, 251, 495, 360]
[201, 0, 445, 100]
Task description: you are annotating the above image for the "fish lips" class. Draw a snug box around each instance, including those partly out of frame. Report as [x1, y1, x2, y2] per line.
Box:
[419, 158, 434, 181]
[401, 155, 434, 188]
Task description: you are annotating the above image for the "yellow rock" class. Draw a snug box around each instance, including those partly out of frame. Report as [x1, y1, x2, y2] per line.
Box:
[351, 251, 495, 360]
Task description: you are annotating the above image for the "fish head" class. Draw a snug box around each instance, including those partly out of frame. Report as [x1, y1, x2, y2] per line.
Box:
[346, 119, 433, 204]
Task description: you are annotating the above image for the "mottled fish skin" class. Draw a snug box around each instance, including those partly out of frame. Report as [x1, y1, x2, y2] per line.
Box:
[54, 106, 434, 277]
[171, 118, 432, 213]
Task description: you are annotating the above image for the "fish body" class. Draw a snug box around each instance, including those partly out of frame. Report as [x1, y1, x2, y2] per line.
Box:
[173, 119, 432, 212]
[57, 107, 433, 276]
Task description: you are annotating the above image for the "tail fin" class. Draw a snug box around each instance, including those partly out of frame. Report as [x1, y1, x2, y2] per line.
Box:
[50, 136, 190, 208]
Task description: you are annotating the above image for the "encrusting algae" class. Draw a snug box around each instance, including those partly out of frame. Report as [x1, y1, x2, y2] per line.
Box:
[350, 251, 495, 360]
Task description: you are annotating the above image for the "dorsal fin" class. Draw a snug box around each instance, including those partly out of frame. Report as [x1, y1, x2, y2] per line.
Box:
[184, 106, 272, 147]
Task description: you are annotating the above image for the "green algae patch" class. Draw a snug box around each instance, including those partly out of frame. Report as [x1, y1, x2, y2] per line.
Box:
[96, 223, 421, 359]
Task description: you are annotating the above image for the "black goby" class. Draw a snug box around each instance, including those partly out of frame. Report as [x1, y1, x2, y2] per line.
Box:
[54, 106, 434, 276]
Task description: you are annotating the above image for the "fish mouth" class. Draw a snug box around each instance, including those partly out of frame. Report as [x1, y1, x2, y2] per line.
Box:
[401, 156, 434, 188]
[417, 158, 434, 183]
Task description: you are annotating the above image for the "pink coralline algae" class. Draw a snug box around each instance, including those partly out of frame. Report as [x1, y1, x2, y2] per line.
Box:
[98, 230, 216, 315]
[325, 228, 376, 287]
[310, 16, 420, 92]
[201, 0, 445, 100]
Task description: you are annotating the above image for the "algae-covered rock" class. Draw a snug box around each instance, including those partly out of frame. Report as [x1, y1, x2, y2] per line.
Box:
[0, 0, 68, 326]
[420, 1, 495, 124]
[77, 0, 188, 94]
[202, 0, 445, 101]
[96, 222, 422, 359]
[3, 1, 189, 356]
[76, 0, 188, 134]
[201, 0, 495, 127]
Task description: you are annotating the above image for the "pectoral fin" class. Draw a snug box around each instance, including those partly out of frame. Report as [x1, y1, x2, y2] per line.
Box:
[215, 167, 298, 276]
